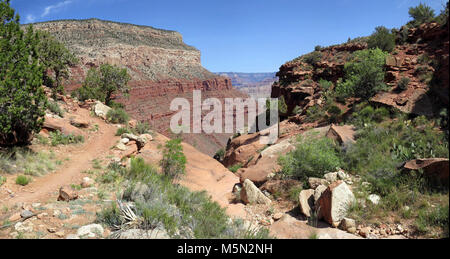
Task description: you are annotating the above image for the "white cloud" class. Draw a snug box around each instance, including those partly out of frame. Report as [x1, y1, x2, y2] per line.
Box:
[41, 0, 73, 17]
[25, 14, 36, 23]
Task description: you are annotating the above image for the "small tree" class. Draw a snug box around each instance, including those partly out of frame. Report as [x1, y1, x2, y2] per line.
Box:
[75, 64, 130, 105]
[336, 48, 388, 100]
[160, 138, 187, 182]
[36, 31, 78, 97]
[367, 26, 396, 52]
[408, 3, 436, 26]
[1, 0, 47, 146]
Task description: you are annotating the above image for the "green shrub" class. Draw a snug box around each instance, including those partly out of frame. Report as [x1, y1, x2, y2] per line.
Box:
[160, 138, 187, 181]
[115, 127, 131, 136]
[336, 49, 388, 100]
[319, 79, 333, 91]
[214, 148, 225, 162]
[314, 45, 323, 51]
[279, 136, 342, 182]
[49, 131, 84, 146]
[106, 108, 130, 124]
[0, 2, 47, 146]
[228, 163, 243, 173]
[135, 122, 151, 135]
[367, 26, 396, 52]
[73, 64, 131, 105]
[0, 148, 57, 176]
[304, 105, 326, 123]
[397, 77, 411, 91]
[415, 204, 449, 237]
[47, 101, 65, 117]
[302, 51, 323, 65]
[16, 175, 31, 186]
[0, 175, 6, 186]
[408, 3, 436, 27]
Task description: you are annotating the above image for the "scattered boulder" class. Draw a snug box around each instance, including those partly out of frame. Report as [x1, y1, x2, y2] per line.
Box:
[43, 116, 84, 136]
[58, 186, 78, 202]
[324, 172, 338, 183]
[240, 179, 272, 205]
[14, 221, 33, 233]
[20, 210, 34, 219]
[117, 228, 170, 239]
[273, 213, 284, 221]
[314, 185, 328, 204]
[368, 194, 381, 205]
[121, 138, 130, 144]
[308, 177, 329, 189]
[339, 218, 356, 234]
[77, 224, 104, 238]
[8, 212, 21, 222]
[326, 124, 356, 146]
[318, 181, 356, 226]
[403, 158, 449, 186]
[69, 116, 90, 128]
[93, 101, 112, 120]
[121, 133, 148, 150]
[81, 177, 94, 188]
[298, 189, 315, 217]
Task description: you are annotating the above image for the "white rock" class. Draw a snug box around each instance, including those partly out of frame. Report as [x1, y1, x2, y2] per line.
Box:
[117, 228, 170, 239]
[324, 172, 338, 183]
[337, 170, 348, 180]
[368, 194, 381, 205]
[318, 181, 356, 225]
[240, 179, 271, 205]
[120, 138, 130, 144]
[94, 101, 112, 120]
[14, 221, 33, 233]
[116, 143, 127, 151]
[298, 189, 315, 217]
[77, 224, 104, 238]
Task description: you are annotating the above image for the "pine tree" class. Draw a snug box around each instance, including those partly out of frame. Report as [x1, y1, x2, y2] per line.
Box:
[0, 0, 47, 146]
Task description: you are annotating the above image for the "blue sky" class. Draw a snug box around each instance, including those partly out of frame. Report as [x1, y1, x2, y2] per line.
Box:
[10, 0, 448, 73]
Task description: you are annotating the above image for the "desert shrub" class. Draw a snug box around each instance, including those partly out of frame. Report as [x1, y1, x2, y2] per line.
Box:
[397, 77, 411, 91]
[214, 148, 225, 162]
[49, 131, 84, 146]
[314, 45, 323, 51]
[415, 204, 449, 237]
[408, 3, 436, 27]
[278, 96, 288, 114]
[228, 163, 243, 173]
[436, 1, 449, 26]
[367, 26, 396, 52]
[115, 127, 131, 136]
[160, 138, 186, 181]
[279, 136, 342, 182]
[47, 101, 65, 117]
[304, 105, 326, 123]
[302, 51, 323, 65]
[106, 108, 130, 124]
[319, 79, 333, 91]
[0, 2, 47, 146]
[16, 175, 31, 186]
[349, 104, 391, 127]
[0, 175, 6, 186]
[0, 148, 57, 176]
[135, 122, 151, 135]
[97, 157, 271, 239]
[327, 105, 342, 123]
[335, 49, 388, 100]
[417, 54, 431, 65]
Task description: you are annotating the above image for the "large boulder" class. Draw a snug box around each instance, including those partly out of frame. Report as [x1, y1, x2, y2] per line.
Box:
[403, 158, 449, 187]
[298, 189, 315, 217]
[240, 179, 271, 205]
[93, 101, 112, 120]
[121, 133, 148, 150]
[57, 186, 78, 202]
[43, 116, 84, 136]
[326, 125, 356, 146]
[318, 181, 356, 226]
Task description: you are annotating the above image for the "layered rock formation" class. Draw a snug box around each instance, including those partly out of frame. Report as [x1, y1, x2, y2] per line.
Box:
[32, 19, 247, 155]
[271, 22, 449, 120]
[217, 72, 277, 99]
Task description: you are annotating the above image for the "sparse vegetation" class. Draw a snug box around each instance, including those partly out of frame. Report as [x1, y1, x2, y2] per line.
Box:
[0, 148, 57, 176]
[228, 163, 243, 173]
[97, 157, 270, 239]
[49, 131, 84, 146]
[397, 77, 411, 91]
[106, 108, 130, 124]
[47, 101, 65, 118]
[159, 138, 187, 182]
[408, 3, 436, 27]
[15, 175, 31, 186]
[279, 136, 342, 183]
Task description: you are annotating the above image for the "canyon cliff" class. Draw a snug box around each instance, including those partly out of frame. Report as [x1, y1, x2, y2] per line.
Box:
[32, 19, 247, 156]
[217, 72, 277, 99]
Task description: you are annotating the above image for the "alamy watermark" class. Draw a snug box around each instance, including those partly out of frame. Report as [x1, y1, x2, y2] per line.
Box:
[169, 90, 279, 144]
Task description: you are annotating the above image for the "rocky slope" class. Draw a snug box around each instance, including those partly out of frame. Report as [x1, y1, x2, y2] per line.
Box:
[32, 19, 247, 156]
[217, 72, 277, 99]
[271, 22, 449, 120]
